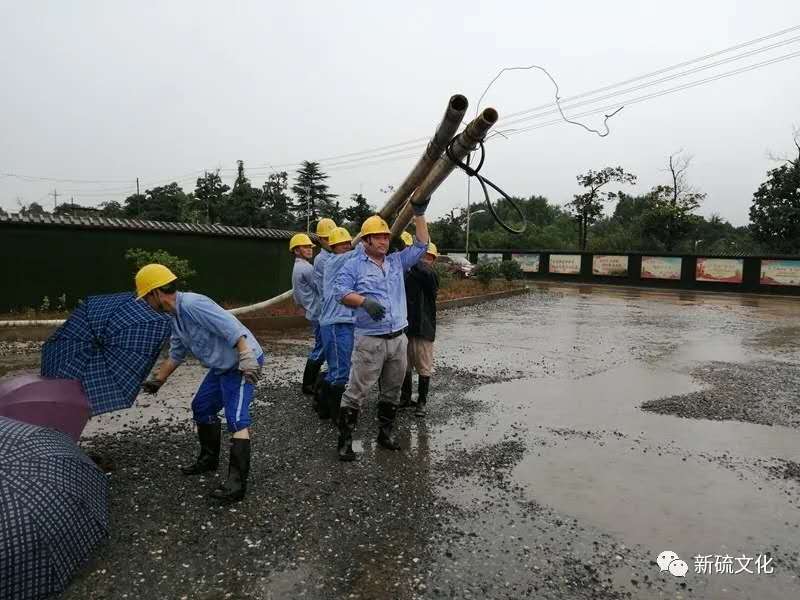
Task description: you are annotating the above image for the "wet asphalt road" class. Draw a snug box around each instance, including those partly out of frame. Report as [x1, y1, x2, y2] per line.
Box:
[3, 283, 800, 599]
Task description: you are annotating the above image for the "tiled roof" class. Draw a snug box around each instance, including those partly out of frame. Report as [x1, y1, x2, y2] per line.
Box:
[0, 213, 296, 240]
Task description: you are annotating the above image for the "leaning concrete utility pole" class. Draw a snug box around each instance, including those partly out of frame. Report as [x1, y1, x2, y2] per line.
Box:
[378, 94, 468, 223]
[389, 107, 499, 237]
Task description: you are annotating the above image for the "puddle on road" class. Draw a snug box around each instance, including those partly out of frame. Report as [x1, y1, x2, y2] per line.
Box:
[431, 288, 800, 598]
[435, 362, 800, 599]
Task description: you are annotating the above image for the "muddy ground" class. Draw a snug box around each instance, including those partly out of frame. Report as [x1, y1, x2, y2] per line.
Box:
[2, 283, 800, 599]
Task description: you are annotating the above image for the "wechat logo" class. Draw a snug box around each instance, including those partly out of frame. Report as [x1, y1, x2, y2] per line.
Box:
[657, 550, 689, 577]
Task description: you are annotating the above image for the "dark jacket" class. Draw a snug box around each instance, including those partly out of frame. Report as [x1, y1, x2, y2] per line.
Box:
[405, 263, 439, 341]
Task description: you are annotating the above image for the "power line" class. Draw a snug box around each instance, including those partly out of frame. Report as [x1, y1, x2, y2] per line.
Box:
[501, 49, 800, 138]
[0, 173, 132, 184]
[273, 44, 800, 172]
[297, 23, 800, 167]
[2, 24, 799, 192]
[498, 23, 800, 123]
[495, 34, 800, 131]
[247, 26, 800, 171]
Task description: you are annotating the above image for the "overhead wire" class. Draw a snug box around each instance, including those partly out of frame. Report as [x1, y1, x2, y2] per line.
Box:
[221, 27, 800, 172]
[498, 23, 800, 123]
[3, 24, 799, 199]
[493, 34, 800, 132]
[500, 48, 800, 139]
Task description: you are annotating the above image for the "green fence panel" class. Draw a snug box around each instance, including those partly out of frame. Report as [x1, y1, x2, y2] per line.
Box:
[0, 225, 292, 312]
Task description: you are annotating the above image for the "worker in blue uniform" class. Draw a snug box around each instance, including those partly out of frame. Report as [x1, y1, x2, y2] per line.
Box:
[137, 263, 263, 503]
[317, 226, 358, 420]
[333, 201, 430, 462]
[290, 232, 325, 397]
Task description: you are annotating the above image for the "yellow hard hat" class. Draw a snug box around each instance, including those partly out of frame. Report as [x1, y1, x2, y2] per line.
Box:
[135, 264, 177, 299]
[426, 242, 438, 257]
[289, 233, 314, 251]
[316, 218, 337, 238]
[360, 215, 391, 237]
[400, 231, 413, 246]
[328, 226, 352, 247]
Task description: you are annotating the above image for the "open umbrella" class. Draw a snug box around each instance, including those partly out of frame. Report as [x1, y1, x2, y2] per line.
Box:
[0, 374, 91, 442]
[41, 292, 170, 415]
[0, 416, 108, 600]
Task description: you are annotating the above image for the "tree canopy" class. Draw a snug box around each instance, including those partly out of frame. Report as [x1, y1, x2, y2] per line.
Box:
[7, 140, 799, 255]
[749, 135, 800, 254]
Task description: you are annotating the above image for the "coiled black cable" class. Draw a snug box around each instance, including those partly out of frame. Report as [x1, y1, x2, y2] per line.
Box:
[445, 138, 527, 234]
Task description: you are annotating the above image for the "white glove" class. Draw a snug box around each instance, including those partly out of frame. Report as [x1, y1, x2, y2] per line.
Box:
[239, 349, 260, 384]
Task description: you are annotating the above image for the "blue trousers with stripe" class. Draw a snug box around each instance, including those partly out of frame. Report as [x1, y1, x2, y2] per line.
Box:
[191, 355, 264, 432]
[310, 320, 325, 362]
[320, 323, 354, 386]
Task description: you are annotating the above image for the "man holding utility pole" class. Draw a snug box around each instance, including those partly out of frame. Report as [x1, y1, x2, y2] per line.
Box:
[137, 264, 264, 503]
[317, 226, 357, 420]
[333, 201, 431, 461]
[290, 217, 336, 400]
[400, 241, 439, 417]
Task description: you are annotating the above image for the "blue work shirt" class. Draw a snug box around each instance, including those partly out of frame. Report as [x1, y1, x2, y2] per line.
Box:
[292, 258, 320, 321]
[168, 292, 264, 373]
[320, 250, 357, 326]
[313, 249, 333, 300]
[334, 239, 428, 336]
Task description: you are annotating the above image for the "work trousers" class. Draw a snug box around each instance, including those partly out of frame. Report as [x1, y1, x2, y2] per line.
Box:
[320, 323, 355, 386]
[407, 337, 434, 377]
[309, 320, 324, 362]
[340, 333, 408, 411]
[191, 355, 264, 432]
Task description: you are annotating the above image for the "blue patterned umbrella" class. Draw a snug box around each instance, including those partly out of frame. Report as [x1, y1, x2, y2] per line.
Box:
[41, 292, 170, 415]
[0, 416, 108, 600]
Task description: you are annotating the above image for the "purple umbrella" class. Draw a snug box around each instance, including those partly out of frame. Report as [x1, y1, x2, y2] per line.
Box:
[0, 374, 90, 442]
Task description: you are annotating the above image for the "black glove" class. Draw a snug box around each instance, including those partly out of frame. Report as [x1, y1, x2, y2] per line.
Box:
[141, 378, 163, 395]
[411, 196, 431, 216]
[361, 297, 386, 321]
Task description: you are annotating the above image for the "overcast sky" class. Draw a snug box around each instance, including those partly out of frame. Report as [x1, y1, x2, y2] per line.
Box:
[2, 1, 799, 226]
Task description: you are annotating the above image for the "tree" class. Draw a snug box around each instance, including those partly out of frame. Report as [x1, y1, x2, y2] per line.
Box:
[568, 167, 637, 250]
[641, 152, 704, 251]
[428, 208, 466, 249]
[222, 161, 265, 227]
[612, 191, 658, 226]
[18, 201, 48, 217]
[749, 134, 800, 254]
[99, 201, 125, 218]
[193, 170, 230, 224]
[341, 193, 374, 229]
[123, 182, 186, 222]
[53, 203, 101, 217]
[290, 161, 338, 228]
[125, 248, 197, 283]
[122, 193, 146, 218]
[261, 171, 294, 229]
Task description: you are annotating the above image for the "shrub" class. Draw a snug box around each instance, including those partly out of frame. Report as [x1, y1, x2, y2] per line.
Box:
[473, 262, 498, 286]
[432, 262, 453, 289]
[498, 259, 523, 281]
[125, 248, 197, 283]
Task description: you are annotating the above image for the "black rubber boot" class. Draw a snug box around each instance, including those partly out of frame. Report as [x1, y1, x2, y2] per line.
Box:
[315, 378, 332, 419]
[302, 359, 324, 396]
[328, 383, 345, 421]
[337, 406, 358, 462]
[210, 438, 251, 503]
[415, 376, 430, 417]
[376, 402, 401, 450]
[181, 422, 221, 475]
[399, 371, 413, 408]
